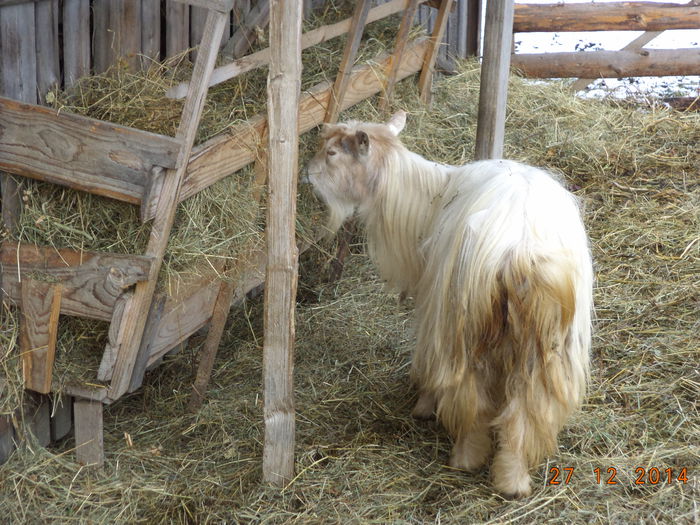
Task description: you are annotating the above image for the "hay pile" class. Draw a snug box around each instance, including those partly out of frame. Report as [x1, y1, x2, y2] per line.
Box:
[1, 34, 699, 525]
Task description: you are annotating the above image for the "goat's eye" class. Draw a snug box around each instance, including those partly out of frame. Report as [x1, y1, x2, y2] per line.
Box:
[327, 150, 336, 157]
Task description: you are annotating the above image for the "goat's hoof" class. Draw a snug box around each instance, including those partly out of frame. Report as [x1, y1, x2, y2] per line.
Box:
[411, 394, 436, 420]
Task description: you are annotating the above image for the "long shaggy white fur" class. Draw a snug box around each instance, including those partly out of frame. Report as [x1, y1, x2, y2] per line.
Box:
[307, 112, 593, 498]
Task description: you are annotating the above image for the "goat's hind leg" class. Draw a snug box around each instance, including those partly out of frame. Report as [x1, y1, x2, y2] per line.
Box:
[449, 420, 492, 472]
[491, 392, 562, 499]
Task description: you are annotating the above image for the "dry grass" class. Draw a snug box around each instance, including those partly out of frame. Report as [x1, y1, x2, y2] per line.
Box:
[1, 26, 699, 525]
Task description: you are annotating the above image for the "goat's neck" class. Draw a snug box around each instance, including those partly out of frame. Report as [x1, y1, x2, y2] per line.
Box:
[360, 149, 452, 294]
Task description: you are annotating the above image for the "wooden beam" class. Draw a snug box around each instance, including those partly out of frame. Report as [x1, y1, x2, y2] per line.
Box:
[188, 279, 235, 411]
[106, 9, 231, 401]
[20, 280, 62, 394]
[74, 398, 104, 466]
[513, 47, 700, 79]
[0, 97, 181, 204]
[418, 0, 454, 105]
[167, 0, 427, 99]
[1, 242, 152, 321]
[514, 2, 700, 33]
[173, 0, 234, 13]
[324, 0, 371, 124]
[570, 31, 663, 92]
[263, 0, 302, 488]
[380, 0, 421, 112]
[474, 0, 514, 160]
[175, 37, 430, 210]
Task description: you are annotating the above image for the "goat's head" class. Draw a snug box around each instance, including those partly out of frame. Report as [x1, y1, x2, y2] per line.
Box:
[306, 111, 406, 233]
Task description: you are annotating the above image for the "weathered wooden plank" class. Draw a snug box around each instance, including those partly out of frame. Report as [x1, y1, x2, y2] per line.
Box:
[74, 398, 104, 466]
[187, 278, 235, 411]
[0, 2, 37, 101]
[93, 0, 143, 73]
[262, 0, 302, 487]
[513, 48, 700, 79]
[167, 0, 427, 99]
[222, 0, 269, 59]
[380, 0, 421, 112]
[97, 290, 133, 381]
[144, 277, 221, 368]
[49, 394, 72, 442]
[514, 2, 700, 33]
[1, 242, 153, 321]
[0, 96, 181, 203]
[106, 9, 231, 401]
[141, 0, 161, 63]
[166, 0, 191, 59]
[20, 280, 62, 394]
[190, 6, 209, 61]
[173, 0, 234, 12]
[34, 0, 60, 102]
[1, 1, 36, 233]
[418, 0, 454, 104]
[127, 294, 165, 392]
[176, 37, 430, 208]
[324, 0, 371, 124]
[62, 0, 90, 87]
[140, 166, 166, 223]
[474, 0, 514, 160]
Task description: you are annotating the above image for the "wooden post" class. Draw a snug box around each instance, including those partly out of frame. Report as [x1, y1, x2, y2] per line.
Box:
[324, 0, 371, 124]
[74, 399, 104, 466]
[418, 0, 454, 105]
[474, 0, 514, 160]
[263, 0, 302, 487]
[380, 0, 421, 112]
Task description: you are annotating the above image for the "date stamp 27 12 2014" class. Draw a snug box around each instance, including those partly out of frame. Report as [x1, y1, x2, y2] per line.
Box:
[547, 466, 690, 486]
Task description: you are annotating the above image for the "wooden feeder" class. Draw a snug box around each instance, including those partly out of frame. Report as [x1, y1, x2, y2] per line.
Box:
[0, 0, 461, 478]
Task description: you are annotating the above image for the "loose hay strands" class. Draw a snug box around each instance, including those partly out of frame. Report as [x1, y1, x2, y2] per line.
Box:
[1, 21, 699, 525]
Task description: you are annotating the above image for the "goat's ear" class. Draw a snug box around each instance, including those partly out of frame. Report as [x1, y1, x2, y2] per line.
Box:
[356, 130, 369, 156]
[386, 110, 407, 136]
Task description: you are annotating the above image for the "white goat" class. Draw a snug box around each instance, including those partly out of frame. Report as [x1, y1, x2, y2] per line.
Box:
[307, 111, 593, 498]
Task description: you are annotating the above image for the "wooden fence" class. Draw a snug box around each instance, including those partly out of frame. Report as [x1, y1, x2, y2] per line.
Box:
[511, 1, 700, 85]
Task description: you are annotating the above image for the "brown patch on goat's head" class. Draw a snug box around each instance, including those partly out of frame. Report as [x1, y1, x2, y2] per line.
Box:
[306, 112, 407, 233]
